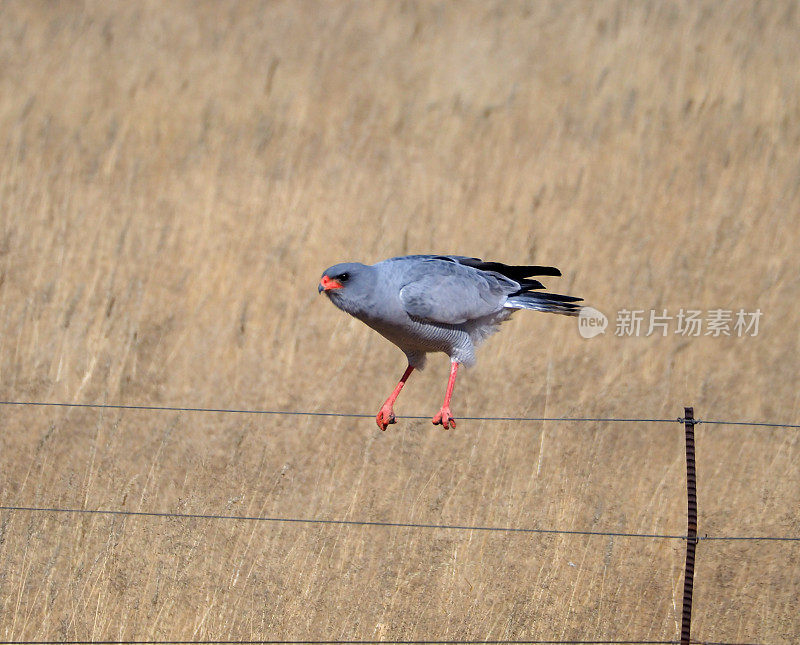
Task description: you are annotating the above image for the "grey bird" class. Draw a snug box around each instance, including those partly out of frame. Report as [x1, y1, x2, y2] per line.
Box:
[318, 254, 582, 430]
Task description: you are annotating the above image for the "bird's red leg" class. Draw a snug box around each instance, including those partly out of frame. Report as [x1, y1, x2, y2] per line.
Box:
[432, 361, 459, 429]
[376, 365, 414, 430]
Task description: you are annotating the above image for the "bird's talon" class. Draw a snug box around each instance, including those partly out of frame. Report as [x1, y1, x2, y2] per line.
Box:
[432, 408, 456, 429]
[376, 407, 396, 431]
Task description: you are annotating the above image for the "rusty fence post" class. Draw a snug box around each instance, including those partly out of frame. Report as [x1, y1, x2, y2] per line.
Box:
[681, 406, 698, 645]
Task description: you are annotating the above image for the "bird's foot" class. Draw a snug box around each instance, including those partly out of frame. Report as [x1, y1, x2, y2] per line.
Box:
[376, 405, 397, 431]
[432, 406, 456, 429]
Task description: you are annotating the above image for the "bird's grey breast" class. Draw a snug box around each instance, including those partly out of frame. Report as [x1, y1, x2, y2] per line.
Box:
[350, 261, 439, 347]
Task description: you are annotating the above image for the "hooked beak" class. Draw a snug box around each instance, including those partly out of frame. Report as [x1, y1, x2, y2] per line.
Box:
[318, 275, 343, 293]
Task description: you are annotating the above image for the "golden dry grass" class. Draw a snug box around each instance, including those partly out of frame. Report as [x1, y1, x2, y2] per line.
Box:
[1, 1, 799, 642]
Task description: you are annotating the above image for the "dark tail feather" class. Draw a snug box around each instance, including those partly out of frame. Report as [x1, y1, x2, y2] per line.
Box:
[506, 291, 583, 316]
[441, 256, 579, 313]
[454, 258, 562, 280]
[516, 279, 546, 291]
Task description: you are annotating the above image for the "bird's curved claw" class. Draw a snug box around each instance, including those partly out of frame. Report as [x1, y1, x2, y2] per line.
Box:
[376, 406, 397, 431]
[432, 407, 456, 429]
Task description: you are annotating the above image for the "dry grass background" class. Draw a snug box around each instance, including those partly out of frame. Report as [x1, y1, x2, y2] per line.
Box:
[0, 0, 798, 642]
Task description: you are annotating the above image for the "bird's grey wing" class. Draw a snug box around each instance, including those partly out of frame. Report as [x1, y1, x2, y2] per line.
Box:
[398, 263, 516, 325]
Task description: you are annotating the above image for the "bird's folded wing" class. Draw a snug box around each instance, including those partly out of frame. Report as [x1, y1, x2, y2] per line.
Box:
[399, 273, 508, 324]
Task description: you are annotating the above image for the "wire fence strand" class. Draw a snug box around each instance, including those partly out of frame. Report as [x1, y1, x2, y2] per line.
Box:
[1, 505, 797, 542]
[0, 400, 676, 423]
[2, 400, 799, 429]
[0, 639, 749, 644]
[694, 419, 800, 429]
[0, 505, 686, 539]
[0, 640, 683, 644]
[0, 639, 767, 644]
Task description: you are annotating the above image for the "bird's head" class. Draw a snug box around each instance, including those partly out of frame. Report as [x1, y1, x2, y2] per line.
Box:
[318, 263, 374, 313]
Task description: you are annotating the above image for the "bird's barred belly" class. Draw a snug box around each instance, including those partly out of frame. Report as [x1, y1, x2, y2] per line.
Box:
[365, 316, 470, 356]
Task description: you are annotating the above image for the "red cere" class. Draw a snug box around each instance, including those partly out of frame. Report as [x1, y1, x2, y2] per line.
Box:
[320, 275, 344, 291]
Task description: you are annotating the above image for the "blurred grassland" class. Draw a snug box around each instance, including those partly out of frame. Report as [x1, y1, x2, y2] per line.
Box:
[0, 1, 798, 642]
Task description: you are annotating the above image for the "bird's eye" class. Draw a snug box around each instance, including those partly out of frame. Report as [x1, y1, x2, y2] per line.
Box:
[339, 272, 350, 282]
